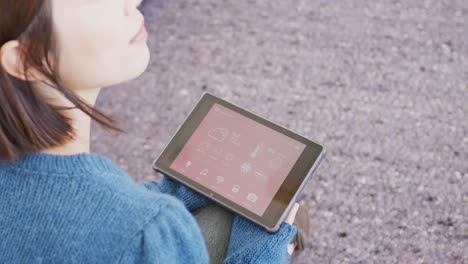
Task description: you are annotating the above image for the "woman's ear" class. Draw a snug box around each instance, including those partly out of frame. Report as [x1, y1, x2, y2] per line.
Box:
[0, 40, 46, 82]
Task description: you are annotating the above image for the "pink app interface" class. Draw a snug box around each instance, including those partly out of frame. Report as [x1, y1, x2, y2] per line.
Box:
[170, 103, 306, 216]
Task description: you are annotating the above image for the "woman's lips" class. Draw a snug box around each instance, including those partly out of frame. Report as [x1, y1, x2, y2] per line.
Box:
[129, 20, 148, 45]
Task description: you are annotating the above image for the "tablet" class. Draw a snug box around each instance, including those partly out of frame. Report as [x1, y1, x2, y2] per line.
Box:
[152, 93, 326, 232]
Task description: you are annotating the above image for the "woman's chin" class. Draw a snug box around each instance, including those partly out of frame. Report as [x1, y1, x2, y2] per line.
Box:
[123, 48, 151, 83]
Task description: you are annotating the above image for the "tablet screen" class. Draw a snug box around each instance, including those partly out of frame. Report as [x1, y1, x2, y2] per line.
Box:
[169, 103, 306, 216]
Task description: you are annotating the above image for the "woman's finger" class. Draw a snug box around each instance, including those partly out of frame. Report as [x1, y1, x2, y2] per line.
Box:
[284, 202, 300, 225]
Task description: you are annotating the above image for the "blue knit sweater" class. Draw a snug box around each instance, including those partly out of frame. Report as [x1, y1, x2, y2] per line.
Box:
[0, 152, 297, 263]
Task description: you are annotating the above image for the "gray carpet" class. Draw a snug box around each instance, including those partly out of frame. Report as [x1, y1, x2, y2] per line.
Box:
[91, 0, 467, 263]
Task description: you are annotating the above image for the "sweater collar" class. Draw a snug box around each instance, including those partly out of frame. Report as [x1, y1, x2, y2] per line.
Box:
[0, 151, 123, 175]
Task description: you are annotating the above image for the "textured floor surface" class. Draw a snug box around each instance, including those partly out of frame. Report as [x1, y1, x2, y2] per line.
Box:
[91, 0, 467, 263]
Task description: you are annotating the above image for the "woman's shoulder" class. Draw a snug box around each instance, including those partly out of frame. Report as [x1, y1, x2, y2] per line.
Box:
[0, 156, 195, 262]
[91, 178, 208, 263]
[82, 171, 187, 227]
[118, 194, 209, 264]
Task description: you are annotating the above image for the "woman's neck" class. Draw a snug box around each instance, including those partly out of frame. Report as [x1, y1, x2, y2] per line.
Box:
[41, 108, 93, 155]
[36, 84, 102, 156]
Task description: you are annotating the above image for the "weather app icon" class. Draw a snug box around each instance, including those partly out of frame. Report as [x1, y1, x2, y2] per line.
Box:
[208, 127, 229, 142]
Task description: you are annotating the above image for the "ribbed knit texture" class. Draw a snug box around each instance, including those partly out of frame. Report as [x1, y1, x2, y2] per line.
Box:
[0, 151, 297, 263]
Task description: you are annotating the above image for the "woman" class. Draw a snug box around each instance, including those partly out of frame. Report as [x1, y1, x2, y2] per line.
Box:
[0, 0, 309, 263]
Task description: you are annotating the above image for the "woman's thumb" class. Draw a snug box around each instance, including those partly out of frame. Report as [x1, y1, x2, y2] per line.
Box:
[284, 202, 300, 225]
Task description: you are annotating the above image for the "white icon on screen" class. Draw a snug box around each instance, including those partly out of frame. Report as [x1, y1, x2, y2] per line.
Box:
[246, 193, 258, 203]
[200, 169, 209, 176]
[208, 128, 229, 142]
[288, 142, 302, 150]
[269, 157, 283, 171]
[240, 162, 252, 174]
[230, 132, 241, 145]
[185, 161, 192, 168]
[250, 145, 261, 159]
[254, 171, 266, 180]
[216, 176, 225, 184]
[197, 141, 210, 153]
[232, 185, 240, 193]
[267, 147, 275, 155]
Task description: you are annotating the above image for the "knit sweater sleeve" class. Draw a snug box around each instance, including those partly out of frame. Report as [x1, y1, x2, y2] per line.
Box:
[223, 215, 298, 264]
[138, 174, 214, 212]
[139, 176, 296, 263]
[118, 199, 209, 264]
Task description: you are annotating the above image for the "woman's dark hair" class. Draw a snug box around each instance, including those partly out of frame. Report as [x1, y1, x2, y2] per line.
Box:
[0, 0, 127, 161]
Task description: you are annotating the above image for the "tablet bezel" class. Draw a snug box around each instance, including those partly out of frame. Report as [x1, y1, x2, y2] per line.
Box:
[152, 92, 326, 232]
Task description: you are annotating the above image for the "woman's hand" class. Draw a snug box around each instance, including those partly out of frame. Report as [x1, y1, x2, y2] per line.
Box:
[284, 202, 300, 225]
[284, 202, 300, 255]
[224, 208, 299, 263]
